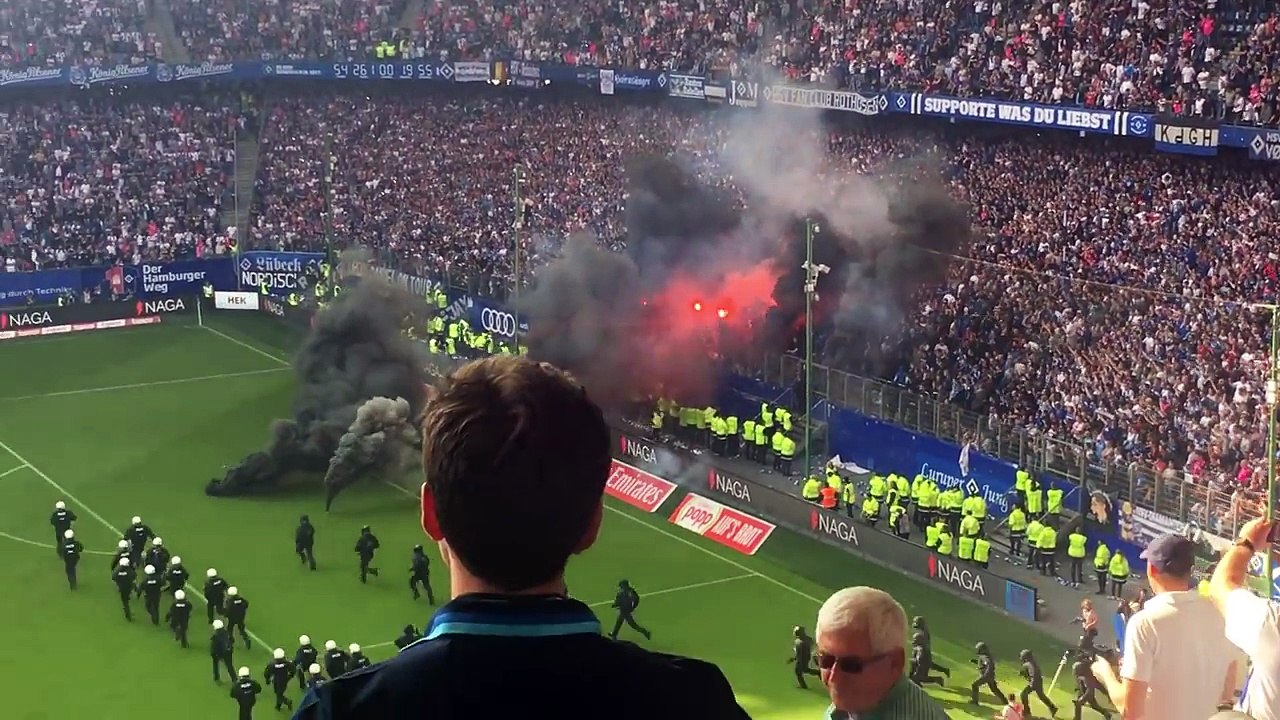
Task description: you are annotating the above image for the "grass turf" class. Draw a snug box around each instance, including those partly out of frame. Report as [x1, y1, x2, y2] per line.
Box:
[0, 313, 1084, 719]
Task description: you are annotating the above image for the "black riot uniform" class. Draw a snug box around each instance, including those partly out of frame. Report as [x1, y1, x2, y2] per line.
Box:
[909, 633, 946, 687]
[164, 561, 189, 595]
[1072, 661, 1112, 720]
[204, 572, 229, 623]
[230, 674, 263, 720]
[137, 571, 164, 625]
[211, 625, 235, 682]
[324, 645, 350, 679]
[349, 649, 372, 670]
[50, 506, 77, 548]
[126, 520, 154, 563]
[912, 617, 951, 678]
[111, 563, 136, 621]
[166, 595, 192, 647]
[60, 534, 83, 590]
[970, 642, 1005, 705]
[1018, 649, 1058, 718]
[145, 543, 171, 572]
[295, 515, 316, 571]
[790, 627, 819, 689]
[294, 642, 320, 690]
[110, 542, 130, 571]
[409, 545, 434, 603]
[305, 668, 326, 692]
[608, 579, 652, 641]
[393, 625, 420, 652]
[354, 527, 380, 583]
[226, 592, 252, 650]
[265, 658, 295, 711]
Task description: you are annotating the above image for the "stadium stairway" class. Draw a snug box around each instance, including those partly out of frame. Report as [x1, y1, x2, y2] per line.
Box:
[223, 133, 260, 246]
[148, 0, 191, 64]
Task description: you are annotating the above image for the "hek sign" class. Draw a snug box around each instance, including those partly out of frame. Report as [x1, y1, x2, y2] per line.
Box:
[928, 554, 986, 597]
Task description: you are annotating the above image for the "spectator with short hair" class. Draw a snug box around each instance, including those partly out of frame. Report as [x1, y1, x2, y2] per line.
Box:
[816, 586, 947, 719]
[1209, 517, 1280, 720]
[293, 356, 749, 720]
[1092, 533, 1239, 720]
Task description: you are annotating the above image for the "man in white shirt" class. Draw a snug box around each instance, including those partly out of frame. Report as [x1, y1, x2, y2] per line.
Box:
[1092, 534, 1238, 720]
[1209, 517, 1279, 720]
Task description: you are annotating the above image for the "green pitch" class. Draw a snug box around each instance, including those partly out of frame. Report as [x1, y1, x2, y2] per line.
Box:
[0, 312, 1084, 719]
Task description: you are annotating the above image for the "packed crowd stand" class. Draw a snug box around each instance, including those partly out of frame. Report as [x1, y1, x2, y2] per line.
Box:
[0, 84, 1276, 524]
[4, 0, 1280, 124]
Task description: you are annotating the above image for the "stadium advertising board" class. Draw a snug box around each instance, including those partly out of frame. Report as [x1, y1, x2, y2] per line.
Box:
[666, 74, 705, 100]
[237, 252, 325, 295]
[605, 460, 677, 513]
[668, 492, 776, 555]
[1153, 114, 1220, 156]
[0, 258, 237, 308]
[1247, 130, 1280, 161]
[0, 297, 193, 341]
[729, 80, 758, 108]
[764, 86, 886, 115]
[132, 259, 233, 297]
[890, 92, 1152, 138]
[446, 293, 529, 338]
[214, 291, 260, 311]
[453, 61, 490, 83]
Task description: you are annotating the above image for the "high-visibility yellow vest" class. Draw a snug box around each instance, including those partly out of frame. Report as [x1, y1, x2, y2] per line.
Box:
[1067, 532, 1087, 558]
[958, 536, 975, 560]
[1094, 544, 1111, 570]
[1108, 553, 1129, 580]
[974, 538, 991, 563]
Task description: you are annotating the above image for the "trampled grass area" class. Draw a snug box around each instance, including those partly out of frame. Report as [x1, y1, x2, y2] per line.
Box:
[0, 315, 1083, 719]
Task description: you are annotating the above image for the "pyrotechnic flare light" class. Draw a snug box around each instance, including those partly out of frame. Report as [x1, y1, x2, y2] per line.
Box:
[692, 302, 702, 312]
[717, 308, 729, 319]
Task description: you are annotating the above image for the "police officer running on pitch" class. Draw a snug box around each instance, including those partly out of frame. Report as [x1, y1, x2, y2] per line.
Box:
[205, 568, 229, 623]
[167, 589, 192, 648]
[355, 526, 380, 583]
[296, 515, 317, 571]
[305, 664, 325, 691]
[789, 626, 819, 689]
[137, 564, 164, 625]
[1017, 649, 1058, 718]
[125, 516, 153, 565]
[59, 529, 83, 590]
[294, 636, 319, 691]
[211, 619, 236, 683]
[911, 617, 951, 679]
[145, 536, 171, 571]
[348, 644, 371, 670]
[50, 500, 77, 550]
[112, 557, 136, 621]
[393, 625, 420, 651]
[970, 642, 1005, 706]
[165, 555, 189, 595]
[264, 648, 295, 711]
[323, 640, 349, 678]
[909, 632, 947, 687]
[409, 545, 435, 603]
[230, 666, 262, 720]
[110, 539, 130, 571]
[609, 579, 652, 641]
[1071, 660, 1112, 720]
[225, 586, 251, 650]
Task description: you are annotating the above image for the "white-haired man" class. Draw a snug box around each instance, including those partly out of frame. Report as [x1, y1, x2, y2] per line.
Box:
[1209, 517, 1279, 720]
[816, 586, 948, 719]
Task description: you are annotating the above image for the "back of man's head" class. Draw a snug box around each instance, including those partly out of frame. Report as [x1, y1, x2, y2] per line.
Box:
[421, 356, 610, 592]
[1142, 534, 1195, 591]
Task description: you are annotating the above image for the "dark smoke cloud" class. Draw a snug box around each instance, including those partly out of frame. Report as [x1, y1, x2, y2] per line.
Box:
[323, 396, 420, 510]
[206, 277, 432, 506]
[520, 108, 970, 406]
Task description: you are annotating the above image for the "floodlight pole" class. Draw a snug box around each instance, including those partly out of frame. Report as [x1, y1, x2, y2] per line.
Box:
[1267, 304, 1278, 597]
[802, 220, 827, 481]
[512, 166, 525, 350]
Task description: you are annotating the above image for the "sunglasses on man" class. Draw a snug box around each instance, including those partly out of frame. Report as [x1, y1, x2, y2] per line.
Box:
[816, 651, 891, 674]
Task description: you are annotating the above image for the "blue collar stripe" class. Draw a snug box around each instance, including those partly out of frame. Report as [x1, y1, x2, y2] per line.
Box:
[425, 620, 602, 640]
[428, 610, 593, 626]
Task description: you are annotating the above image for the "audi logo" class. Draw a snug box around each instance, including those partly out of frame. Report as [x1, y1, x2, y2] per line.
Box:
[481, 308, 517, 336]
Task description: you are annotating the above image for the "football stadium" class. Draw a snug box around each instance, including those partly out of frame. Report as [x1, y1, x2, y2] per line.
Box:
[0, 1, 1278, 719]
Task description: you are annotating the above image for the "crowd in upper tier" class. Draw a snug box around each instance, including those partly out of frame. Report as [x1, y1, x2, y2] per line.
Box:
[2, 0, 1279, 124]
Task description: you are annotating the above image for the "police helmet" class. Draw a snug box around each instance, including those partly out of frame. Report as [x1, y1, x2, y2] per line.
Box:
[299, 635, 311, 646]
[793, 625, 803, 637]
[349, 643, 361, 655]
[131, 516, 142, 525]
[152, 537, 163, 547]
[975, 642, 989, 654]
[308, 663, 322, 675]
[619, 579, 630, 588]
[911, 616, 925, 629]
[273, 648, 286, 660]
[170, 555, 181, 565]
[413, 544, 423, 553]
[300, 515, 309, 523]
[912, 632, 925, 645]
[64, 529, 74, 539]
[361, 525, 371, 532]
[144, 564, 155, 575]
[174, 590, 185, 601]
[324, 640, 337, 651]
[1019, 649, 1033, 661]
[213, 619, 225, 630]
[54, 501, 65, 510]
[238, 667, 250, 678]
[118, 557, 130, 567]
[402, 625, 415, 636]
[227, 586, 238, 597]
[207, 568, 218, 578]
[118, 539, 129, 549]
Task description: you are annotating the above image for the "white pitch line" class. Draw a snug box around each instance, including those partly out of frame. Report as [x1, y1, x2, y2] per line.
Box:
[0, 367, 288, 402]
[204, 326, 290, 366]
[0, 438, 275, 652]
[0, 464, 28, 479]
[0, 531, 115, 555]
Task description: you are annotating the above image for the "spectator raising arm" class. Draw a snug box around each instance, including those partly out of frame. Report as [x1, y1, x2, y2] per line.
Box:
[1209, 517, 1280, 720]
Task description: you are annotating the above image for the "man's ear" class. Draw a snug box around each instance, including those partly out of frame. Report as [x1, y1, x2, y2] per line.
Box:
[420, 482, 443, 541]
[572, 500, 603, 555]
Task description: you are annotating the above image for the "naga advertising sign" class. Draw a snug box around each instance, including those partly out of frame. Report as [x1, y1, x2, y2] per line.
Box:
[605, 460, 677, 513]
[668, 493, 776, 555]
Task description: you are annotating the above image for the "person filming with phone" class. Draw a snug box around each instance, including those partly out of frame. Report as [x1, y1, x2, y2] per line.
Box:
[1209, 517, 1280, 720]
